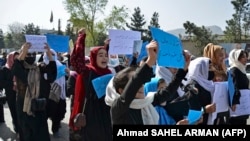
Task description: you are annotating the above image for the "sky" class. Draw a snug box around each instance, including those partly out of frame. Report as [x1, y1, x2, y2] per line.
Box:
[0, 0, 235, 34]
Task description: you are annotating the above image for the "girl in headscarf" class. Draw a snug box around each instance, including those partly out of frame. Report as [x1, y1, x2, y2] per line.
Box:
[184, 57, 216, 125]
[0, 51, 20, 137]
[44, 49, 67, 137]
[228, 49, 249, 125]
[69, 28, 112, 141]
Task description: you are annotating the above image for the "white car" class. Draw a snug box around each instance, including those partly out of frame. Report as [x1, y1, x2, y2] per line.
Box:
[246, 63, 250, 88]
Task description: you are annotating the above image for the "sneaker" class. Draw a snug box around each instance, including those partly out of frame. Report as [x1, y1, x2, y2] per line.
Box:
[53, 131, 61, 138]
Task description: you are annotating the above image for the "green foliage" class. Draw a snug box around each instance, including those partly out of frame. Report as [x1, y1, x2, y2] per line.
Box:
[147, 12, 160, 41]
[58, 19, 63, 35]
[0, 29, 5, 49]
[22, 23, 40, 35]
[183, 21, 218, 55]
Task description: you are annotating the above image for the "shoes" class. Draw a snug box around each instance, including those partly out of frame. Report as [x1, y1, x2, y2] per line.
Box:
[53, 131, 61, 138]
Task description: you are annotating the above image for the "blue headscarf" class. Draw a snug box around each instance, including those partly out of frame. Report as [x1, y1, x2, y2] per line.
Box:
[144, 77, 176, 125]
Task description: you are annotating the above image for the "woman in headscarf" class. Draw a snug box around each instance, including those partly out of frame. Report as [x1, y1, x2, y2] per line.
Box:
[228, 49, 249, 125]
[44, 49, 68, 137]
[12, 42, 57, 141]
[203, 43, 229, 124]
[203, 43, 227, 81]
[69, 28, 112, 141]
[0, 51, 20, 137]
[184, 57, 216, 125]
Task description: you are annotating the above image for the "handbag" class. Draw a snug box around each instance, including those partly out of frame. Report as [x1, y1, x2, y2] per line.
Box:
[31, 98, 47, 112]
[49, 82, 61, 103]
[73, 111, 86, 128]
[0, 90, 6, 104]
[27, 85, 47, 112]
[73, 71, 92, 128]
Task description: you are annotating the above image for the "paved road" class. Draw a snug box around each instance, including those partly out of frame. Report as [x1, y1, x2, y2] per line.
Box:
[1, 98, 250, 141]
[0, 98, 71, 141]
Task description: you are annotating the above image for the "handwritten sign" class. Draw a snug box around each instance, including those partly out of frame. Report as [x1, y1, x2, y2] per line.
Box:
[109, 29, 141, 55]
[207, 82, 229, 125]
[137, 41, 149, 63]
[92, 74, 114, 99]
[46, 34, 69, 52]
[227, 70, 235, 106]
[230, 89, 250, 117]
[187, 109, 203, 125]
[150, 27, 185, 68]
[25, 35, 47, 52]
[133, 40, 143, 55]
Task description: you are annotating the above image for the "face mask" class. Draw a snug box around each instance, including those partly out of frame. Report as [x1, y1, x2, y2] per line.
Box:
[25, 57, 36, 65]
[208, 71, 215, 80]
[108, 57, 119, 67]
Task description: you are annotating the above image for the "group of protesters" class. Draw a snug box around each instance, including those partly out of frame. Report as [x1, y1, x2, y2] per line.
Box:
[0, 27, 249, 141]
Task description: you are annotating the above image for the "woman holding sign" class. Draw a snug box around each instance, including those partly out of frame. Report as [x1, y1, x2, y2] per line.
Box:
[69, 29, 112, 141]
[228, 49, 249, 125]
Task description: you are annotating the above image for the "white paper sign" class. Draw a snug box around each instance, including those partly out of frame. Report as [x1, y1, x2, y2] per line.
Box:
[207, 82, 229, 125]
[25, 35, 47, 52]
[230, 89, 250, 117]
[109, 29, 141, 55]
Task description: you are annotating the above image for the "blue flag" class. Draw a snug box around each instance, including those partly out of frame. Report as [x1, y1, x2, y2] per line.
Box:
[150, 27, 185, 68]
[92, 74, 114, 99]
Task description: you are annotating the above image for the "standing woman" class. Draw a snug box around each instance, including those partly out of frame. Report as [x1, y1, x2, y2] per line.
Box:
[228, 49, 249, 125]
[69, 28, 112, 141]
[0, 51, 20, 137]
[203, 43, 229, 124]
[12, 42, 57, 141]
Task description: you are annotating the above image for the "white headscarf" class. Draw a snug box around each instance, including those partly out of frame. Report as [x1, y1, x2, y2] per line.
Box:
[185, 57, 215, 95]
[229, 49, 246, 74]
[43, 49, 67, 99]
[155, 65, 185, 97]
[105, 77, 159, 125]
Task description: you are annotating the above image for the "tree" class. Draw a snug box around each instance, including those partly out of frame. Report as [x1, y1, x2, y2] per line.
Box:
[104, 5, 129, 30]
[183, 21, 218, 55]
[58, 19, 63, 35]
[4, 33, 14, 49]
[65, 22, 76, 41]
[147, 12, 160, 41]
[224, 0, 249, 42]
[22, 23, 40, 35]
[0, 29, 5, 49]
[8, 22, 25, 49]
[126, 7, 147, 41]
[64, 0, 108, 46]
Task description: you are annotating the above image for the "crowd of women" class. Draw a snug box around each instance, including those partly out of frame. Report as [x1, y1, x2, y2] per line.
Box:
[0, 27, 249, 141]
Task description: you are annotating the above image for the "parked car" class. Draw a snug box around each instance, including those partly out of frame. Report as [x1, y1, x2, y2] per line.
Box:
[246, 63, 250, 88]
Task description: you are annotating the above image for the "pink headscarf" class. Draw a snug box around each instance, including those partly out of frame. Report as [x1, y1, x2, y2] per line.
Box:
[5, 51, 19, 69]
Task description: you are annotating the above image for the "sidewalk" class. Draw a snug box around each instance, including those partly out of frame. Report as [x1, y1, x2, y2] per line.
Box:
[0, 98, 71, 141]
